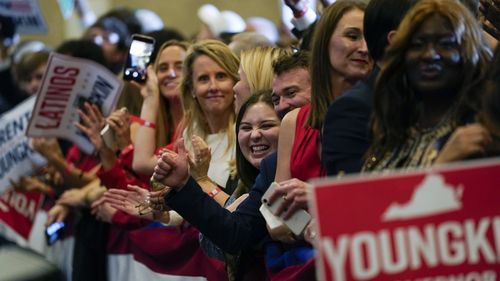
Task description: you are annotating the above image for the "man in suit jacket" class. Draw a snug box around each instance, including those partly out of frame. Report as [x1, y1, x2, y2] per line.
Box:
[321, 0, 418, 176]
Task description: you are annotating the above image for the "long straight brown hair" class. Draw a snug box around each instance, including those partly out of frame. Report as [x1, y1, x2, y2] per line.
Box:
[307, 0, 368, 129]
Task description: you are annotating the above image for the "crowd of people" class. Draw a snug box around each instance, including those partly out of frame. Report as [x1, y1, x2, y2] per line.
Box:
[1, 0, 500, 280]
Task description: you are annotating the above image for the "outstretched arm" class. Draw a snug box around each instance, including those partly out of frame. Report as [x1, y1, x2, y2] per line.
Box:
[32, 138, 96, 187]
[132, 66, 162, 175]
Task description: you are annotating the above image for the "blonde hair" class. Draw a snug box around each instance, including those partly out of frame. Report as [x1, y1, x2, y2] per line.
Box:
[240, 46, 291, 96]
[229, 32, 274, 57]
[180, 40, 239, 153]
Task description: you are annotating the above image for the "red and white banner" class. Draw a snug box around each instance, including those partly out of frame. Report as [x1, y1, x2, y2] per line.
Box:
[311, 158, 500, 281]
[0, 189, 44, 240]
[27, 53, 123, 154]
[107, 225, 228, 281]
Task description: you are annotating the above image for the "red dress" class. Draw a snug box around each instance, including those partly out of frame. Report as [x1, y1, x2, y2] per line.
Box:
[290, 104, 322, 181]
[272, 104, 319, 281]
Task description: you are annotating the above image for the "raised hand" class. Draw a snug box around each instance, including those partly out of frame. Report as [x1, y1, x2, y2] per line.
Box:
[152, 138, 190, 189]
[74, 102, 106, 150]
[132, 66, 160, 99]
[106, 107, 131, 150]
[31, 137, 64, 162]
[188, 135, 211, 181]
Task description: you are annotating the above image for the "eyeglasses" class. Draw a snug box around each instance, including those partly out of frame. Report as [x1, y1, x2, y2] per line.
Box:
[91, 32, 120, 46]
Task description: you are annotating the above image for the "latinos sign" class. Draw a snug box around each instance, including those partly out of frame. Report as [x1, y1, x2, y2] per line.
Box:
[311, 159, 500, 281]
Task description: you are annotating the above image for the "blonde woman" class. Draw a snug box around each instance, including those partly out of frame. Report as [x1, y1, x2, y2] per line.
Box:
[180, 40, 240, 190]
[233, 46, 290, 112]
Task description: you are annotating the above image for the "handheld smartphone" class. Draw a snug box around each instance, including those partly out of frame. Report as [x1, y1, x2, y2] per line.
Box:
[261, 182, 283, 214]
[45, 221, 65, 246]
[123, 34, 156, 83]
[261, 182, 312, 236]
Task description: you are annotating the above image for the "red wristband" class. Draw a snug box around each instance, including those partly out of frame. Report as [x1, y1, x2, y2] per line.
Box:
[129, 115, 156, 129]
[207, 186, 222, 198]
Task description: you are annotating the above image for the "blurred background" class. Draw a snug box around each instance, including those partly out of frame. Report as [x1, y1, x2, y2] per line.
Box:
[24, 0, 282, 47]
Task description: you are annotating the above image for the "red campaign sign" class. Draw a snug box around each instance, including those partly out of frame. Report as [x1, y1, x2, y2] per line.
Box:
[311, 159, 500, 281]
[0, 189, 44, 240]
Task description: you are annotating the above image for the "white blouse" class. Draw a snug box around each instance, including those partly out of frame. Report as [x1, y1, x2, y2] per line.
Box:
[183, 129, 235, 188]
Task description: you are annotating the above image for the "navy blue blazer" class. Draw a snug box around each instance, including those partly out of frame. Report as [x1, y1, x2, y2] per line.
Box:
[164, 153, 277, 255]
[321, 67, 379, 176]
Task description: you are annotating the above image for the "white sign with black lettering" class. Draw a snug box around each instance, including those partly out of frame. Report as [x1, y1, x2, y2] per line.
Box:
[26, 52, 123, 155]
[0, 96, 46, 193]
[0, 0, 47, 34]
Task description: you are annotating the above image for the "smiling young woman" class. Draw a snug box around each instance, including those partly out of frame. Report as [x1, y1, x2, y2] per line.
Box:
[133, 40, 190, 175]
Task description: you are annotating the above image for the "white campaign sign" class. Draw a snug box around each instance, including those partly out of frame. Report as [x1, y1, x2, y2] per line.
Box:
[0, 96, 46, 193]
[0, 0, 47, 33]
[26, 52, 123, 155]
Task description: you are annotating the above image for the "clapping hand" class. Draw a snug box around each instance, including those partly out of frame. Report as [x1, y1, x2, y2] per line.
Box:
[152, 138, 190, 189]
[187, 135, 211, 182]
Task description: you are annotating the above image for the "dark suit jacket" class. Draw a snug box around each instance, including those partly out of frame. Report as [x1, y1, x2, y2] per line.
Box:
[321, 67, 379, 176]
[164, 153, 277, 255]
